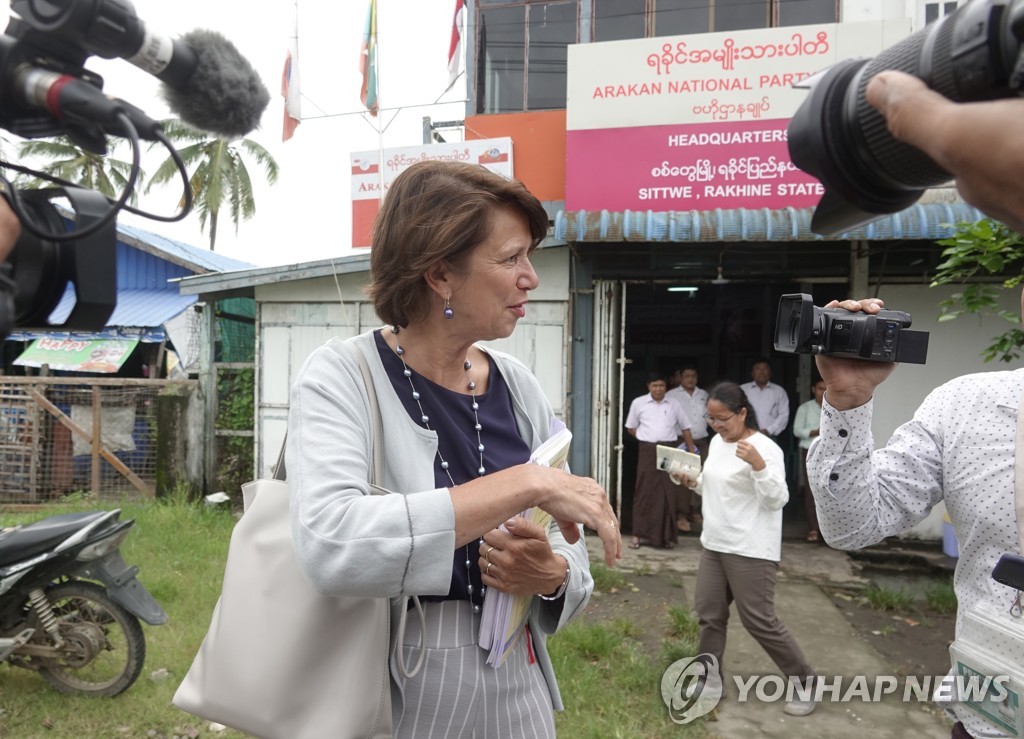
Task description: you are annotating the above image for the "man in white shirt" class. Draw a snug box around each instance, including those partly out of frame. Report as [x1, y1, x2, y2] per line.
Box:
[825, 67, 1024, 738]
[667, 366, 710, 530]
[808, 297, 1024, 739]
[741, 358, 791, 444]
[625, 372, 695, 547]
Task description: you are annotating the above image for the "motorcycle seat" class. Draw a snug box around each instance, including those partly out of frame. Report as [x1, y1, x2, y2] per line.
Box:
[0, 511, 114, 567]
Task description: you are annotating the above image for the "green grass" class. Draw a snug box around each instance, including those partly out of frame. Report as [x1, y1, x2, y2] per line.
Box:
[862, 584, 916, 613]
[0, 499, 707, 738]
[590, 561, 630, 593]
[0, 498, 247, 739]
[667, 605, 700, 640]
[550, 617, 706, 738]
[924, 581, 958, 614]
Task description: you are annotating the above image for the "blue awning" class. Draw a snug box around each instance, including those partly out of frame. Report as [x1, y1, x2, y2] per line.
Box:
[553, 203, 988, 243]
[6, 288, 196, 343]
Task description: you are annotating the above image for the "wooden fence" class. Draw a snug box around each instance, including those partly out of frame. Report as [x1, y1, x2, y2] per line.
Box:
[0, 377, 198, 503]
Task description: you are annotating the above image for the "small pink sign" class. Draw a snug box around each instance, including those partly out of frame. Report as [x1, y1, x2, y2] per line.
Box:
[566, 119, 824, 212]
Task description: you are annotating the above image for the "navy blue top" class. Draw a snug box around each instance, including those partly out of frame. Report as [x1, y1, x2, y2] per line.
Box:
[374, 329, 531, 605]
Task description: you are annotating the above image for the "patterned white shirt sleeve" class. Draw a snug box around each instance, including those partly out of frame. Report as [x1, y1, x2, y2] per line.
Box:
[807, 369, 1024, 739]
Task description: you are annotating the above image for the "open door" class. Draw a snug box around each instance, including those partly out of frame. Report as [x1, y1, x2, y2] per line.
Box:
[590, 280, 628, 522]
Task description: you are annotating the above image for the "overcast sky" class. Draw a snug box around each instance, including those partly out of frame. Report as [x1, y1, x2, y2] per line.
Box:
[6, 0, 467, 268]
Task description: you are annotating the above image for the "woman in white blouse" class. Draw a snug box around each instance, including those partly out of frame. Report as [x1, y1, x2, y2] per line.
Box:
[672, 381, 816, 716]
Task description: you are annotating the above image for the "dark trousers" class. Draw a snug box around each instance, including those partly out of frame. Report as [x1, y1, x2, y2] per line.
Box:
[694, 549, 814, 680]
[633, 441, 678, 547]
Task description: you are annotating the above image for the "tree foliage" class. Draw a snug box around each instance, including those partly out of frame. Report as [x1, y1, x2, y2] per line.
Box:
[17, 136, 142, 203]
[931, 219, 1024, 362]
[146, 120, 279, 251]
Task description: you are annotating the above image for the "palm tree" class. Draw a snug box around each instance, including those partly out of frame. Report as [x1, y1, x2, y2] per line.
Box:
[147, 119, 279, 250]
[17, 136, 143, 203]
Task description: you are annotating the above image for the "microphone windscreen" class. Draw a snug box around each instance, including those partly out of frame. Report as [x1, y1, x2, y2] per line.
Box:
[161, 29, 270, 139]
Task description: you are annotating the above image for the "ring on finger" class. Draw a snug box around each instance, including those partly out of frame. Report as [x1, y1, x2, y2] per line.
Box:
[484, 545, 495, 563]
[486, 561, 494, 576]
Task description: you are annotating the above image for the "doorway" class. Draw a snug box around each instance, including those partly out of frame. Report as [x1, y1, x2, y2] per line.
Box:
[594, 279, 809, 535]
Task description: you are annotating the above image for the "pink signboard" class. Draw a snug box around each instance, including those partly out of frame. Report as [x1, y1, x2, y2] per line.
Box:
[350, 138, 513, 248]
[566, 119, 824, 212]
[565, 20, 912, 213]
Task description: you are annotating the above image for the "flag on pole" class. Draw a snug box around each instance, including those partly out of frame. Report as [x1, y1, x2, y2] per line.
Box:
[359, 0, 379, 116]
[282, 2, 300, 141]
[281, 48, 300, 141]
[446, 0, 465, 93]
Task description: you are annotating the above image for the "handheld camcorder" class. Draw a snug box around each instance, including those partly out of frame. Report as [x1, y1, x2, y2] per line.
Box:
[787, 0, 1024, 236]
[0, 0, 269, 342]
[773, 293, 929, 363]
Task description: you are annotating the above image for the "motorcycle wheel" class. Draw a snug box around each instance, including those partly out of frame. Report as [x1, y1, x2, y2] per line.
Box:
[29, 580, 146, 697]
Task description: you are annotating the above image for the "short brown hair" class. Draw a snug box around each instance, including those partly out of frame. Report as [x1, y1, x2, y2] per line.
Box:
[366, 161, 549, 327]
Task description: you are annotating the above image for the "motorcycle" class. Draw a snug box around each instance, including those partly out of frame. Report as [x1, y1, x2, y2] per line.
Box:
[0, 508, 167, 696]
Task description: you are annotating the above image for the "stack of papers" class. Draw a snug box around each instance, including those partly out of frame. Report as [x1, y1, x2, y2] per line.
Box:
[656, 445, 702, 479]
[479, 420, 571, 668]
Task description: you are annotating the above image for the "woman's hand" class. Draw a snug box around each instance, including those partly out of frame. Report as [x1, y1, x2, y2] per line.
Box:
[532, 466, 622, 566]
[669, 469, 697, 490]
[736, 439, 764, 471]
[479, 519, 566, 596]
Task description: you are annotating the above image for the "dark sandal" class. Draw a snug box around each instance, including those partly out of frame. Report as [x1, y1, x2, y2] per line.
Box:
[806, 531, 820, 543]
[629, 537, 641, 549]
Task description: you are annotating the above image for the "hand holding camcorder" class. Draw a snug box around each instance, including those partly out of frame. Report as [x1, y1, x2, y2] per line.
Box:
[774, 293, 929, 364]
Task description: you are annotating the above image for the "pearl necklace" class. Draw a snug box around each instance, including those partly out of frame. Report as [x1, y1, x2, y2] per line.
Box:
[393, 331, 487, 613]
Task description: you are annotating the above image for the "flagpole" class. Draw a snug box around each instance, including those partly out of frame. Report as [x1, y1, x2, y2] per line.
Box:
[374, 0, 384, 205]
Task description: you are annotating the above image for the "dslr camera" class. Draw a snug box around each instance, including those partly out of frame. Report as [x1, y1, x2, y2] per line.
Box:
[774, 293, 929, 363]
[787, 0, 1024, 235]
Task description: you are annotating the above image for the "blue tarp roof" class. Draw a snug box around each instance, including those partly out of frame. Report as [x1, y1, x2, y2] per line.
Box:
[6, 218, 254, 343]
[114, 221, 253, 273]
[8, 288, 196, 342]
[553, 203, 988, 242]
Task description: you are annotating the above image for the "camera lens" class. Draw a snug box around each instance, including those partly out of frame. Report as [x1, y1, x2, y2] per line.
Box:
[788, 0, 1023, 235]
[8, 191, 74, 327]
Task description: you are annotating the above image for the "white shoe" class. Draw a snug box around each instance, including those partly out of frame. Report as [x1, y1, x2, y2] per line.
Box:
[784, 676, 817, 716]
[684, 671, 724, 700]
[783, 697, 816, 716]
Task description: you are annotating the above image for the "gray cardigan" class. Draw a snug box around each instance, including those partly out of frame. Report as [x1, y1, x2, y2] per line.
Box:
[287, 329, 594, 723]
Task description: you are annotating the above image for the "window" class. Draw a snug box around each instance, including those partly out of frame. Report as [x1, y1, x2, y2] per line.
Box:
[924, 0, 958, 24]
[474, 0, 841, 114]
[655, 0, 713, 35]
[595, 0, 647, 42]
[477, 2, 577, 113]
[714, 0, 769, 31]
[778, 0, 837, 26]
[477, 7, 524, 113]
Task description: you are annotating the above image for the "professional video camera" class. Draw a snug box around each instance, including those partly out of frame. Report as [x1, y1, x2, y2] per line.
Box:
[787, 0, 1024, 236]
[773, 293, 929, 363]
[0, 0, 270, 342]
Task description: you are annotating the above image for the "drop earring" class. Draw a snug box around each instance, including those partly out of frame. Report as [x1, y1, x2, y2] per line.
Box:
[443, 296, 454, 320]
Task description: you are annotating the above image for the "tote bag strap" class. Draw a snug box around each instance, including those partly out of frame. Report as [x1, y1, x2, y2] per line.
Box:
[273, 338, 384, 483]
